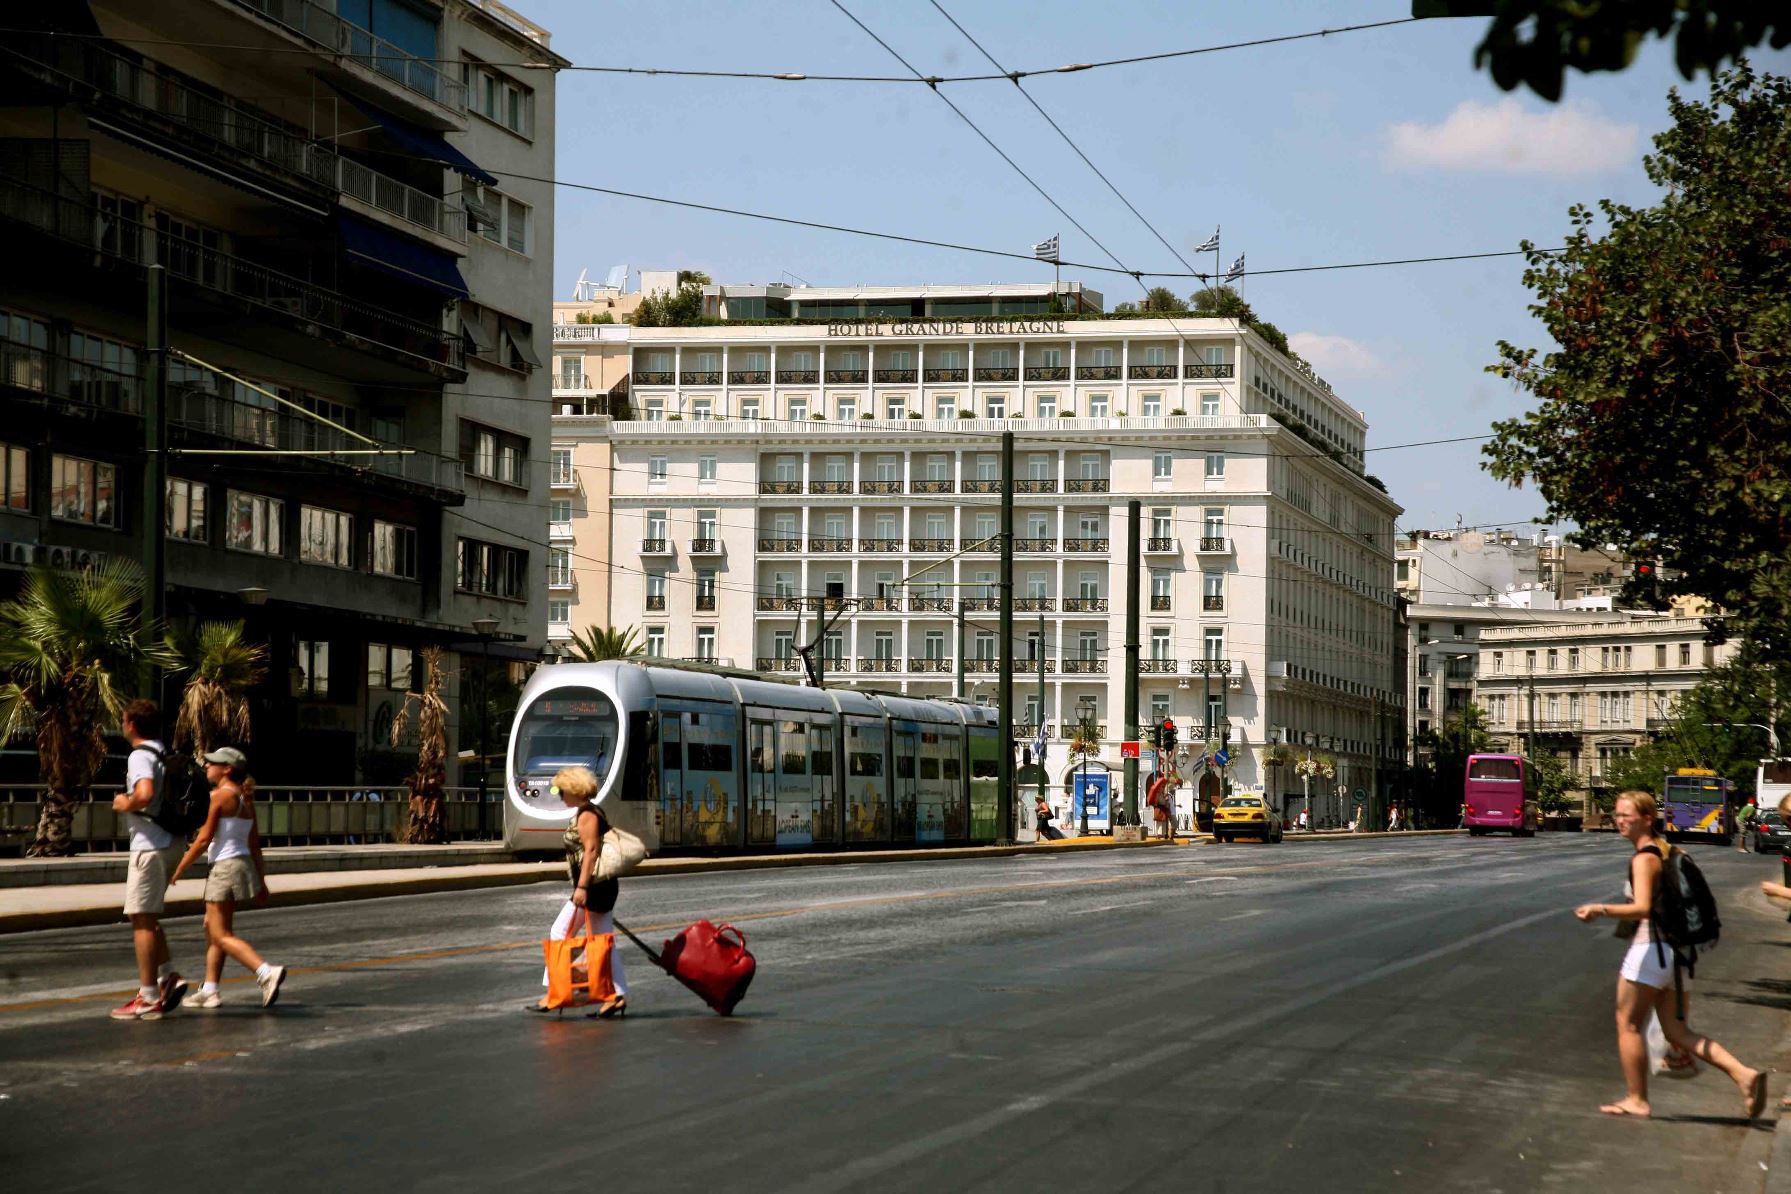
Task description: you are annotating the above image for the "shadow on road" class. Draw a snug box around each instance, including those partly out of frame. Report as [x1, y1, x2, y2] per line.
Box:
[1707, 976, 1791, 1012]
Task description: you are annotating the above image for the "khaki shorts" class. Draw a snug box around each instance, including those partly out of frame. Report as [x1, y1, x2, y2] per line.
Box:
[204, 856, 258, 904]
[123, 846, 183, 916]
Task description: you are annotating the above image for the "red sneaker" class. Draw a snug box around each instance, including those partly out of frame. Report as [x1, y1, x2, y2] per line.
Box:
[110, 992, 167, 1021]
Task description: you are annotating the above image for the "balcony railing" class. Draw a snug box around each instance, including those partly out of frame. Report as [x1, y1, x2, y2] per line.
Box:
[859, 538, 903, 553]
[1203, 595, 1225, 611]
[689, 538, 721, 554]
[549, 521, 574, 540]
[758, 480, 801, 495]
[1064, 538, 1108, 553]
[824, 369, 868, 383]
[756, 596, 803, 611]
[1189, 658, 1232, 676]
[1140, 659, 1179, 673]
[1185, 362, 1235, 379]
[1199, 536, 1232, 552]
[1075, 365, 1121, 380]
[1062, 658, 1107, 674]
[695, 594, 717, 611]
[1149, 596, 1171, 611]
[961, 480, 1000, 494]
[645, 595, 666, 612]
[960, 597, 1001, 612]
[680, 371, 721, 385]
[756, 656, 800, 672]
[861, 480, 902, 494]
[909, 598, 952, 612]
[874, 368, 917, 383]
[1014, 597, 1056, 612]
[1015, 479, 1057, 493]
[858, 597, 903, 612]
[1013, 538, 1055, 552]
[810, 480, 851, 494]
[1517, 718, 1583, 732]
[230, 0, 467, 112]
[1024, 659, 1058, 674]
[975, 367, 1018, 382]
[909, 538, 954, 552]
[729, 370, 769, 385]
[909, 658, 952, 673]
[1012, 723, 1055, 741]
[632, 371, 673, 386]
[1065, 477, 1110, 493]
[1024, 366, 1068, 381]
[550, 466, 578, 490]
[808, 537, 852, 552]
[964, 659, 1001, 674]
[776, 369, 818, 384]
[757, 537, 800, 552]
[924, 368, 967, 383]
[1128, 364, 1177, 379]
[641, 538, 671, 554]
[1145, 538, 1176, 553]
[1063, 597, 1108, 612]
[857, 658, 901, 673]
[912, 479, 954, 493]
[546, 571, 573, 590]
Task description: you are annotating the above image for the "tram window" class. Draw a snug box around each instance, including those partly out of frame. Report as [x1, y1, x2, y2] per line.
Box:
[811, 737, 835, 779]
[895, 753, 915, 780]
[850, 750, 883, 777]
[971, 756, 998, 778]
[942, 757, 961, 781]
[689, 741, 734, 771]
[780, 721, 807, 774]
[920, 757, 940, 780]
[661, 736, 682, 771]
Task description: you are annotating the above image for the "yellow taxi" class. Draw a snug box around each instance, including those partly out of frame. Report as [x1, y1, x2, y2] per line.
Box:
[1212, 795, 1283, 844]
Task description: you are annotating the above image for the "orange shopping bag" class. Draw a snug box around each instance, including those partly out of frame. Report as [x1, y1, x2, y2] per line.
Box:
[543, 910, 616, 1010]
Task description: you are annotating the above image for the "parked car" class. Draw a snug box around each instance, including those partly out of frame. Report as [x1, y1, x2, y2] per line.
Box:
[1752, 810, 1791, 854]
[1213, 795, 1283, 844]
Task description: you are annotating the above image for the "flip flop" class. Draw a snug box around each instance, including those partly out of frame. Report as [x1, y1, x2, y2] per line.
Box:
[1746, 1072, 1768, 1119]
[1599, 1103, 1649, 1118]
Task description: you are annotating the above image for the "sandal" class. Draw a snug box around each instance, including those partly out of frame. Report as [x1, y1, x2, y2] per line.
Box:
[1745, 1071, 1768, 1120]
[587, 995, 627, 1020]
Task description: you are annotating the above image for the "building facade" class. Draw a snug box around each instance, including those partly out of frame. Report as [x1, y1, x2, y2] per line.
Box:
[550, 291, 1402, 821]
[0, 0, 562, 782]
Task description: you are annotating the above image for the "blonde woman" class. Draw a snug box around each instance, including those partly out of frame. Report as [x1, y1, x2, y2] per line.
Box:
[531, 766, 627, 1017]
[1574, 790, 1765, 1119]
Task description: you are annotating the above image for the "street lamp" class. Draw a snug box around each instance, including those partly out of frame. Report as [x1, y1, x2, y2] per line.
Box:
[1077, 695, 1097, 836]
[471, 616, 499, 838]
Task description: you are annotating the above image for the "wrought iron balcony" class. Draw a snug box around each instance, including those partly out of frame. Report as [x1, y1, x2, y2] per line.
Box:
[640, 538, 671, 554]
[964, 659, 1001, 674]
[1025, 658, 1058, 674]
[776, 369, 818, 384]
[1024, 366, 1068, 381]
[858, 597, 903, 612]
[1013, 538, 1056, 552]
[1128, 364, 1178, 379]
[689, 538, 722, 555]
[924, 368, 968, 383]
[811, 480, 852, 495]
[1199, 536, 1232, 553]
[1145, 538, 1177, 553]
[680, 371, 721, 385]
[1014, 597, 1056, 612]
[645, 595, 667, 612]
[861, 480, 902, 494]
[909, 598, 952, 612]
[1062, 658, 1107, 674]
[728, 370, 769, 385]
[858, 538, 903, 553]
[857, 658, 901, 673]
[1065, 477, 1110, 493]
[758, 480, 801, 495]
[1149, 596, 1171, 612]
[975, 367, 1018, 381]
[874, 368, 917, 383]
[908, 538, 954, 552]
[1062, 597, 1108, 613]
[1015, 479, 1057, 493]
[756, 656, 800, 672]
[960, 597, 1001, 612]
[1139, 659, 1179, 674]
[1075, 365, 1121, 380]
[1011, 723, 1055, 741]
[825, 369, 868, 383]
[808, 537, 852, 552]
[756, 596, 803, 611]
[632, 371, 673, 386]
[909, 658, 952, 673]
[961, 480, 1000, 494]
[912, 479, 954, 493]
[757, 537, 800, 552]
[1189, 658, 1233, 675]
[695, 594, 717, 612]
[230, 0, 467, 113]
[1185, 362, 1236, 379]
[1064, 538, 1108, 553]
[1203, 595, 1225, 611]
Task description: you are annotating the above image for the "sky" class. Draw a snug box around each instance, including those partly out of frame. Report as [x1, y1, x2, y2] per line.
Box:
[524, 1, 1791, 533]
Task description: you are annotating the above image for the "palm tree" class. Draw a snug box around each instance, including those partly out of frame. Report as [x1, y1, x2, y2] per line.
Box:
[0, 561, 175, 856]
[675, 269, 712, 288]
[170, 620, 266, 760]
[1068, 720, 1102, 834]
[391, 646, 450, 844]
[563, 625, 644, 662]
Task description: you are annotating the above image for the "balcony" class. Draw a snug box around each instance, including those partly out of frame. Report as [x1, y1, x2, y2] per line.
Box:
[632, 371, 674, 386]
[1022, 658, 1058, 674]
[1063, 597, 1108, 613]
[1149, 596, 1171, 612]
[961, 597, 1001, 612]
[912, 479, 954, 493]
[874, 368, 918, 383]
[549, 521, 574, 541]
[1140, 659, 1179, 673]
[808, 537, 852, 552]
[1013, 597, 1056, 613]
[962, 480, 1001, 494]
[547, 571, 573, 592]
[1062, 659, 1107, 674]
[689, 538, 722, 555]
[857, 658, 902, 674]
[1065, 477, 1110, 493]
[1189, 658, 1233, 676]
[759, 480, 802, 495]
[909, 658, 952, 673]
[924, 368, 968, 383]
[645, 595, 667, 612]
[729, 370, 770, 385]
[757, 537, 800, 552]
[861, 480, 902, 494]
[964, 659, 1001, 674]
[1015, 479, 1058, 494]
[975, 367, 1018, 382]
[909, 538, 954, 552]
[1128, 364, 1178, 379]
[1012, 723, 1055, 741]
[1013, 538, 1056, 552]
[1198, 537, 1233, 554]
[1075, 365, 1121, 380]
[229, 0, 466, 116]
[776, 369, 818, 384]
[858, 597, 903, 612]
[908, 598, 952, 613]
[853, 539, 899, 554]
[1518, 718, 1583, 733]
[1203, 595, 1225, 611]
[757, 656, 801, 672]
[1064, 538, 1108, 553]
[640, 538, 672, 555]
[1185, 362, 1236, 379]
[810, 480, 852, 495]
[756, 596, 804, 612]
[1024, 366, 1069, 381]
[1145, 538, 1177, 554]
[550, 467, 578, 491]
[695, 594, 717, 612]
[824, 368, 868, 383]
[680, 371, 721, 385]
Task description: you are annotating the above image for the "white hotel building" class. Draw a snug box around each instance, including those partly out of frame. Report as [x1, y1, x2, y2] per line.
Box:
[549, 283, 1402, 815]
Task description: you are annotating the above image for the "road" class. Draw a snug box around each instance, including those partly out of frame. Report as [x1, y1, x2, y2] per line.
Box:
[2, 836, 1789, 1192]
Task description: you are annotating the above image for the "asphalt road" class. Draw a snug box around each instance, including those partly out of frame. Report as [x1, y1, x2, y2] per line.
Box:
[3, 836, 1790, 1193]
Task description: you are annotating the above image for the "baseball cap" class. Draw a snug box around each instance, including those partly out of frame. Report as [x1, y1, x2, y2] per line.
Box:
[202, 746, 248, 768]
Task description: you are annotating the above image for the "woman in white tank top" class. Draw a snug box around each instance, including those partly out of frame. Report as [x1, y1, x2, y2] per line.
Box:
[170, 748, 286, 1009]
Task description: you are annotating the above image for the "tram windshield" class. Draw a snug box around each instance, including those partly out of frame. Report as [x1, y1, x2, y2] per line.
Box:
[513, 687, 621, 785]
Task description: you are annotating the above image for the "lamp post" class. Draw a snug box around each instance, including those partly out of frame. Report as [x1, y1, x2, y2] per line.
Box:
[471, 616, 499, 838]
[1077, 695, 1097, 836]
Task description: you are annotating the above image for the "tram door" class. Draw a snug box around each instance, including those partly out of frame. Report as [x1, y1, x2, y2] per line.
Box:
[845, 719, 889, 843]
[658, 714, 686, 847]
[746, 717, 776, 847]
[892, 725, 918, 840]
[683, 708, 738, 846]
[775, 719, 814, 847]
[810, 722, 839, 845]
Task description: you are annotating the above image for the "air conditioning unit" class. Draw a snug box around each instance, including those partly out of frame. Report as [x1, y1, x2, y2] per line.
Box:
[45, 546, 72, 570]
[0, 541, 37, 566]
[73, 549, 104, 570]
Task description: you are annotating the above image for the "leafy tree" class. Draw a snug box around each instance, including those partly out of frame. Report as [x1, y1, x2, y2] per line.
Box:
[564, 625, 644, 662]
[169, 620, 266, 761]
[1189, 285, 1255, 320]
[1486, 66, 1791, 663]
[0, 562, 175, 856]
[1529, 750, 1577, 814]
[1110, 301, 1138, 315]
[675, 270, 712, 288]
[630, 283, 705, 327]
[1418, 704, 1493, 821]
[1140, 286, 1187, 314]
[1427, 1, 1791, 103]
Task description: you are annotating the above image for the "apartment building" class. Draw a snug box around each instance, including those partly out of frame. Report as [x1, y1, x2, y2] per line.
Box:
[0, 0, 563, 781]
[549, 286, 1403, 816]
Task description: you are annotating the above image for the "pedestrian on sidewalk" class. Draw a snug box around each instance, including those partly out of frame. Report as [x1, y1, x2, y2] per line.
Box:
[1574, 790, 1767, 1120]
[1034, 795, 1064, 841]
[1387, 805, 1402, 833]
[1736, 798, 1757, 852]
[108, 700, 189, 1021]
[169, 748, 285, 1009]
[533, 766, 627, 1017]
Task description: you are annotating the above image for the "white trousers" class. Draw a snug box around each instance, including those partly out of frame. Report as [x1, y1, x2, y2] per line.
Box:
[541, 898, 629, 994]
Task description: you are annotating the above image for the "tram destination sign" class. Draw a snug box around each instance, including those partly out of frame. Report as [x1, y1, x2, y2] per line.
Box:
[826, 318, 1066, 337]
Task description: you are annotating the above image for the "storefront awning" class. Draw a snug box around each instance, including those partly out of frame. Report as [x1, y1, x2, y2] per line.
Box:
[338, 213, 469, 299]
[331, 85, 499, 186]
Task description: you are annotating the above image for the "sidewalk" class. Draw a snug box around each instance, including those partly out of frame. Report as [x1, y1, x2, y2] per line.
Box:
[0, 829, 1463, 933]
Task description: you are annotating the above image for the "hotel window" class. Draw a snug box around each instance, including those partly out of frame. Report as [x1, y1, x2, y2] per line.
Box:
[1038, 347, 1063, 367]
[648, 456, 668, 483]
[464, 57, 535, 137]
[1199, 391, 1221, 417]
[546, 549, 571, 586]
[837, 397, 857, 421]
[2, 443, 28, 510]
[456, 538, 528, 599]
[1150, 693, 1171, 723]
[698, 455, 717, 482]
[1078, 571, 1101, 599]
[299, 506, 353, 568]
[166, 478, 206, 541]
[974, 513, 998, 541]
[1089, 347, 1117, 366]
[643, 398, 665, 421]
[1140, 392, 1162, 417]
[1547, 648, 1559, 671]
[823, 458, 849, 484]
[788, 397, 809, 421]
[371, 521, 417, 579]
[886, 396, 905, 420]
[697, 511, 719, 540]
[50, 455, 117, 527]
[984, 348, 1014, 367]
[1151, 570, 1171, 601]
[226, 491, 283, 556]
[924, 513, 949, 539]
[925, 457, 949, 482]
[986, 394, 1005, 418]
[548, 600, 570, 626]
[460, 421, 528, 486]
[473, 189, 531, 254]
[295, 640, 330, 699]
[1150, 627, 1172, 660]
[558, 357, 583, 388]
[773, 571, 796, 598]
[1203, 570, 1224, 603]
[936, 395, 956, 419]
[886, 350, 914, 370]
[645, 626, 666, 656]
[690, 397, 713, 420]
[773, 457, 798, 483]
[1035, 393, 1056, 418]
[1027, 573, 1048, 599]
[1078, 631, 1099, 660]
[785, 350, 817, 371]
[1153, 451, 1172, 480]
[550, 447, 573, 485]
[1151, 508, 1172, 538]
[1088, 393, 1110, 417]
[975, 456, 999, 481]
[1204, 508, 1225, 540]
[367, 644, 414, 692]
[1203, 627, 1225, 660]
[646, 573, 667, 606]
[1568, 648, 1581, 671]
[772, 630, 795, 660]
[740, 397, 761, 420]
[875, 456, 899, 482]
[1679, 643, 1691, 666]
[1204, 452, 1226, 478]
[1142, 346, 1169, 366]
[1492, 652, 1503, 674]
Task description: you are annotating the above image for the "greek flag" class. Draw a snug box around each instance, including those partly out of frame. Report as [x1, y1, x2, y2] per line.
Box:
[1225, 252, 1245, 282]
[1033, 724, 1048, 766]
[1194, 228, 1219, 254]
[1032, 235, 1059, 262]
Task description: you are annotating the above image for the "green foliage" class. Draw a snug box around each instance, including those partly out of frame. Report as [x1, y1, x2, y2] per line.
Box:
[573, 311, 616, 324]
[1111, 301, 1138, 315]
[630, 282, 705, 327]
[168, 620, 266, 759]
[1529, 750, 1577, 813]
[1451, 3, 1790, 102]
[1418, 704, 1494, 810]
[675, 270, 712, 287]
[1189, 285, 1253, 319]
[563, 625, 644, 662]
[1485, 66, 1791, 663]
[1140, 286, 1188, 313]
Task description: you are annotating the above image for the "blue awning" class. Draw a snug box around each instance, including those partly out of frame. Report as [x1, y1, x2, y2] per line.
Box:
[331, 86, 498, 186]
[338, 214, 469, 298]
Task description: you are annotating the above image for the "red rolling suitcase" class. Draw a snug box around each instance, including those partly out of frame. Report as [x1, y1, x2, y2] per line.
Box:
[616, 918, 756, 1016]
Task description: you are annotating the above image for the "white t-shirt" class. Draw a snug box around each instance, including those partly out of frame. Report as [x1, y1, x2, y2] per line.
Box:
[124, 741, 173, 853]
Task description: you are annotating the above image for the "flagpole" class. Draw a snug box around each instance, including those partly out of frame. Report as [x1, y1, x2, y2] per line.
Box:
[1213, 226, 1221, 292]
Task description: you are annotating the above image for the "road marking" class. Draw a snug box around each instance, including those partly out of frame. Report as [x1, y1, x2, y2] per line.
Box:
[1185, 876, 1240, 885]
[1221, 909, 1267, 921]
[964, 900, 1049, 912]
[1066, 903, 1134, 916]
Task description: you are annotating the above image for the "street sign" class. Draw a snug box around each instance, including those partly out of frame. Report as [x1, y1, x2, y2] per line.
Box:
[1120, 741, 1140, 758]
[1214, 749, 1230, 767]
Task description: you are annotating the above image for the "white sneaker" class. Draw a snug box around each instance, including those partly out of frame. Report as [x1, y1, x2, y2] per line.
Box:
[257, 965, 287, 1008]
[191, 989, 222, 1009]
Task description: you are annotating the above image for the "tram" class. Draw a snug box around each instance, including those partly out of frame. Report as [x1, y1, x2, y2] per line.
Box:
[502, 660, 1018, 854]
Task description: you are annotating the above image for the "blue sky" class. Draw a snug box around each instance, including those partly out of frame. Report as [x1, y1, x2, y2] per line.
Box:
[528, 1, 1790, 531]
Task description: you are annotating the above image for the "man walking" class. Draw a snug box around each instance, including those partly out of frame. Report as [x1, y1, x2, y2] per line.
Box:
[110, 700, 188, 1020]
[1737, 798, 1758, 852]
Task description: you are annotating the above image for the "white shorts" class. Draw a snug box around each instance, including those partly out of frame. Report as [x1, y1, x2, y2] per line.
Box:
[123, 846, 183, 916]
[1620, 938, 1674, 989]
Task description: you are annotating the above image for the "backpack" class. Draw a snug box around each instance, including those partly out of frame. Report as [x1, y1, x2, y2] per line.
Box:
[1651, 844, 1721, 970]
[144, 744, 211, 838]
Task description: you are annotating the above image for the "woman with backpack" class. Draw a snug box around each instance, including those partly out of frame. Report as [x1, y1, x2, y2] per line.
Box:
[1574, 790, 1766, 1119]
[531, 765, 628, 1018]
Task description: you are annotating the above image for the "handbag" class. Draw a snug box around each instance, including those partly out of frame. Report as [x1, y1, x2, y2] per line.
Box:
[596, 822, 649, 881]
[543, 908, 616, 1010]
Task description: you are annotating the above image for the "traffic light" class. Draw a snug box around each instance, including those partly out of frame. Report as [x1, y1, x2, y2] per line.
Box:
[1148, 722, 1161, 750]
[1161, 718, 1177, 756]
[1632, 560, 1660, 606]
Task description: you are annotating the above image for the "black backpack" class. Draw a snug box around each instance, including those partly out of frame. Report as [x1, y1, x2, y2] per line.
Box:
[144, 744, 210, 837]
[1653, 845, 1721, 970]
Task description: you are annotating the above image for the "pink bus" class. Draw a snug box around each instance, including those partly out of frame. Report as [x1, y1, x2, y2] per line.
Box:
[1464, 753, 1539, 837]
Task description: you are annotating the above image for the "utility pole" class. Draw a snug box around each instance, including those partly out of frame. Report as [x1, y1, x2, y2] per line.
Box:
[956, 599, 965, 699]
[140, 265, 168, 698]
[996, 431, 1016, 844]
[1037, 608, 1047, 816]
[1525, 664, 1537, 761]
[1122, 499, 1141, 828]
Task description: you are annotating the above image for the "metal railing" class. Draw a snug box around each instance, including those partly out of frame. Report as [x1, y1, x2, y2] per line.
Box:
[810, 480, 851, 494]
[1015, 479, 1058, 493]
[860, 480, 902, 494]
[756, 596, 803, 611]
[964, 659, 1001, 674]
[646, 595, 667, 611]
[1062, 659, 1107, 674]
[776, 369, 818, 384]
[858, 538, 903, 552]
[1140, 659, 1178, 673]
[632, 371, 673, 386]
[961, 597, 1001, 612]
[1013, 538, 1055, 552]
[961, 480, 1000, 494]
[1063, 597, 1108, 612]
[1185, 362, 1235, 378]
[1064, 538, 1108, 552]
[1, 339, 142, 416]
[640, 538, 670, 553]
[1075, 365, 1121, 380]
[909, 658, 951, 672]
[695, 594, 717, 611]
[975, 367, 1018, 381]
[1128, 364, 1177, 379]
[1145, 537, 1176, 552]
[825, 369, 868, 383]
[1149, 596, 1171, 611]
[757, 656, 800, 672]
[857, 658, 901, 673]
[758, 480, 801, 494]
[729, 370, 770, 384]
[808, 537, 852, 552]
[924, 368, 967, 383]
[1065, 477, 1110, 493]
[609, 414, 1271, 436]
[757, 537, 800, 552]
[689, 538, 721, 554]
[858, 597, 902, 611]
[912, 479, 954, 493]
[1011, 723, 1054, 740]
[908, 598, 951, 612]
[874, 368, 917, 383]
[680, 371, 721, 385]
[1024, 366, 1068, 381]
[231, 0, 466, 112]
[1199, 536, 1232, 552]
[1203, 595, 1225, 611]
[908, 538, 954, 552]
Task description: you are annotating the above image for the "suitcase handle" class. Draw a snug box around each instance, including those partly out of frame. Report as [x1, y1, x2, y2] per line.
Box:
[715, 924, 747, 950]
